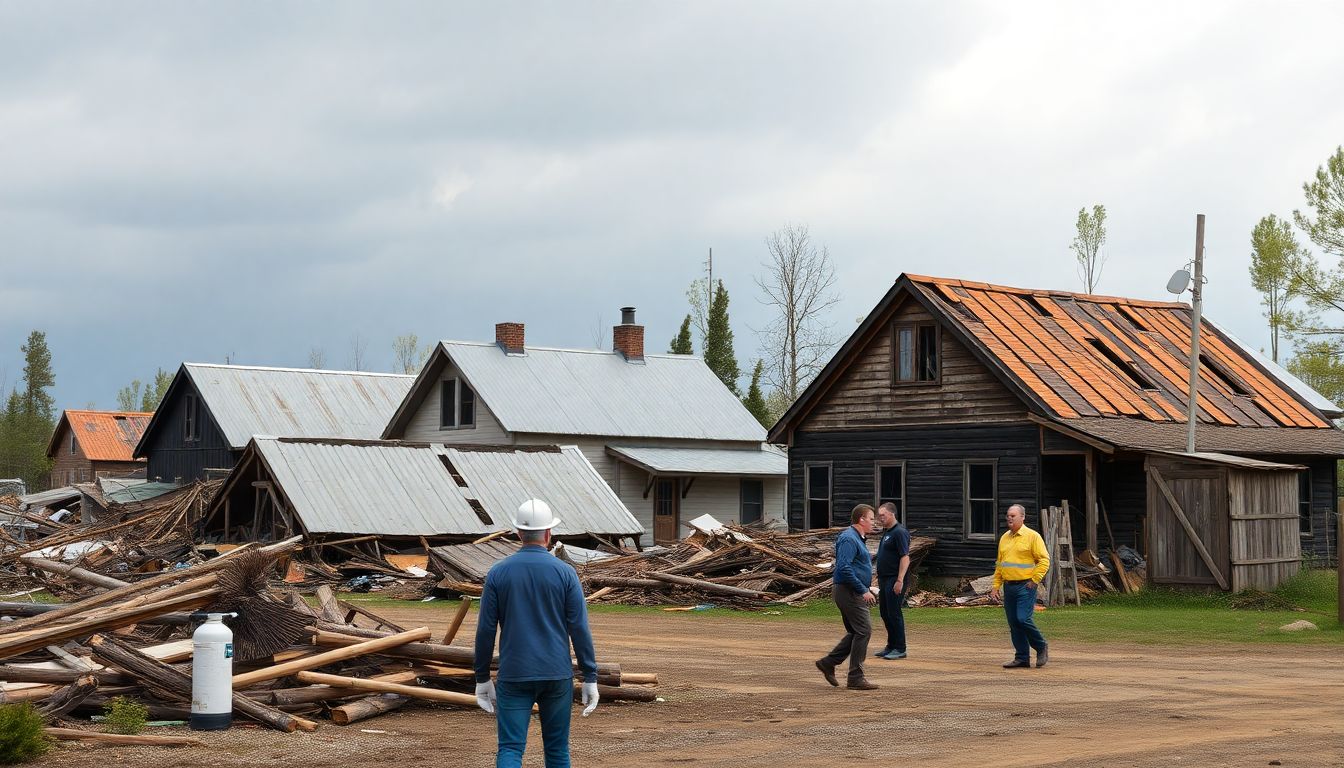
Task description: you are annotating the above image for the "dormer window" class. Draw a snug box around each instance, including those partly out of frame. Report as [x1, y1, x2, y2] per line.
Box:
[440, 378, 476, 429]
[892, 322, 940, 384]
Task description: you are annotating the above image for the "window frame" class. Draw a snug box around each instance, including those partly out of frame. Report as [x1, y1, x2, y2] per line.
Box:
[1297, 469, 1312, 537]
[803, 461, 833, 531]
[963, 460, 998, 540]
[439, 378, 478, 430]
[69, 432, 76, 455]
[873, 460, 906, 526]
[183, 393, 199, 442]
[891, 321, 941, 386]
[739, 478, 764, 525]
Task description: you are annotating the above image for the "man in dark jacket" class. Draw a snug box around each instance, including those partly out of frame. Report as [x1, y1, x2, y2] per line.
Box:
[873, 502, 911, 660]
[475, 499, 599, 768]
[815, 504, 879, 690]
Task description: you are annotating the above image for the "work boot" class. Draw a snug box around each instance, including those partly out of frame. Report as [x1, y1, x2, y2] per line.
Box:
[846, 678, 880, 690]
[882, 650, 908, 660]
[1002, 659, 1031, 668]
[814, 659, 839, 687]
[1036, 645, 1049, 668]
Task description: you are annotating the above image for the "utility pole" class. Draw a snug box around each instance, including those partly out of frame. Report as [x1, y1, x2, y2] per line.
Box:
[1185, 214, 1205, 454]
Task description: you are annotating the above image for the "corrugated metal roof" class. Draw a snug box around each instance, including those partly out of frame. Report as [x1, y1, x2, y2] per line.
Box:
[434, 342, 766, 441]
[1207, 319, 1343, 417]
[48, 410, 152, 461]
[248, 438, 642, 537]
[185, 364, 414, 449]
[607, 444, 787, 475]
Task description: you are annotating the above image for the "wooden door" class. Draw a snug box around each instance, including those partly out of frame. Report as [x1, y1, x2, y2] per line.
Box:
[1147, 464, 1228, 588]
[653, 478, 680, 544]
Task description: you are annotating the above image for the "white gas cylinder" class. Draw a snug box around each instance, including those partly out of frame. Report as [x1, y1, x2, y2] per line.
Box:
[190, 612, 237, 730]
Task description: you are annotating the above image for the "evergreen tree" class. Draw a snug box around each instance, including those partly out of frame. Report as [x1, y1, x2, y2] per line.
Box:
[703, 280, 740, 394]
[669, 315, 694, 355]
[20, 332, 54, 424]
[742, 359, 770, 427]
[141, 368, 173, 411]
[0, 332, 57, 489]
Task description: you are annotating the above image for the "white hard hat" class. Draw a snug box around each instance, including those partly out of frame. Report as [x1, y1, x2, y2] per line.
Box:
[513, 498, 560, 531]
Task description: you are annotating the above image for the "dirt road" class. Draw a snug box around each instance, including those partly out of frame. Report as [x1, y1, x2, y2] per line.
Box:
[38, 606, 1344, 767]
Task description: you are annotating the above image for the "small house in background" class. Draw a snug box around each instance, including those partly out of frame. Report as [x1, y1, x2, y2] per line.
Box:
[45, 410, 152, 488]
[133, 364, 414, 483]
[769, 274, 1344, 589]
[202, 437, 644, 550]
[381, 309, 787, 545]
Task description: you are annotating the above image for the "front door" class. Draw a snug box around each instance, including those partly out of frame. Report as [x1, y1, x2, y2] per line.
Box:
[653, 477, 680, 544]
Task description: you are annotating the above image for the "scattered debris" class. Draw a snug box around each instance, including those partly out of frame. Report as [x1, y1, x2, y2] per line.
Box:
[1279, 620, 1318, 632]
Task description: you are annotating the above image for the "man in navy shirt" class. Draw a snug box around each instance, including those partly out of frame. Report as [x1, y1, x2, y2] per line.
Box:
[815, 504, 880, 690]
[475, 499, 599, 768]
[873, 501, 911, 660]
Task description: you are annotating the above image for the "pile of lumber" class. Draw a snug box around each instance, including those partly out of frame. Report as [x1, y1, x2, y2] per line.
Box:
[575, 523, 936, 608]
[0, 535, 658, 745]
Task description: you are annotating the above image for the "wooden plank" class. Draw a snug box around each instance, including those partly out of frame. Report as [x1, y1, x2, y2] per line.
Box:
[232, 627, 431, 689]
[1147, 467, 1229, 590]
[294, 671, 477, 707]
[45, 727, 204, 747]
[441, 597, 472, 644]
[1230, 556, 1301, 566]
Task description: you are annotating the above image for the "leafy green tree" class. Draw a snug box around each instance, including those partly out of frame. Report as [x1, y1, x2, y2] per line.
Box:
[141, 368, 172, 411]
[703, 280, 740, 394]
[1249, 215, 1309, 362]
[1293, 145, 1344, 259]
[116, 380, 143, 411]
[669, 315, 694, 355]
[1287, 341, 1344, 407]
[741, 359, 771, 427]
[1071, 205, 1108, 294]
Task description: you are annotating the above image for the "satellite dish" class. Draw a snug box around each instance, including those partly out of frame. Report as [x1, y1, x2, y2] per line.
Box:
[1166, 269, 1191, 295]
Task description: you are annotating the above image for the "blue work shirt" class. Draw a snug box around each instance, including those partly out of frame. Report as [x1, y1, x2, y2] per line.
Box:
[875, 524, 911, 578]
[833, 526, 873, 596]
[474, 545, 598, 684]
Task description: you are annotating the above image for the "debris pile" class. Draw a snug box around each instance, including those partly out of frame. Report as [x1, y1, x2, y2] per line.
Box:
[0, 535, 659, 743]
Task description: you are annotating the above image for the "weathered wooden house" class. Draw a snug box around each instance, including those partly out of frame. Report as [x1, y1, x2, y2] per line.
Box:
[133, 364, 414, 483]
[768, 274, 1343, 588]
[202, 437, 644, 548]
[46, 410, 152, 488]
[381, 310, 787, 545]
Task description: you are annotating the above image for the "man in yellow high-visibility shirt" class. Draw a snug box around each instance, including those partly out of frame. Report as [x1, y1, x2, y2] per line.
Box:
[989, 504, 1050, 669]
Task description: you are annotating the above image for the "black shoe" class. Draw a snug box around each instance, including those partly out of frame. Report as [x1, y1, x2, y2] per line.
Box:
[873, 647, 893, 658]
[847, 678, 880, 690]
[1036, 646, 1049, 668]
[1002, 659, 1031, 668]
[815, 659, 839, 687]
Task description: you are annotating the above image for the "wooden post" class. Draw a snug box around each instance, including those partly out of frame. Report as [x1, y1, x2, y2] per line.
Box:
[442, 597, 472, 644]
[1085, 451, 1098, 554]
[329, 694, 411, 725]
[1337, 499, 1342, 626]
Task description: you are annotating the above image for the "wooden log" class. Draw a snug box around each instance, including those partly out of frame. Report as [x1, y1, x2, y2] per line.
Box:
[584, 587, 614, 603]
[294, 671, 478, 707]
[435, 579, 483, 596]
[584, 575, 667, 590]
[441, 597, 472, 644]
[618, 672, 658, 685]
[573, 682, 656, 703]
[243, 670, 421, 706]
[88, 634, 316, 733]
[0, 589, 220, 659]
[0, 684, 59, 703]
[44, 727, 204, 747]
[36, 674, 98, 720]
[311, 627, 621, 676]
[329, 694, 411, 725]
[314, 585, 345, 624]
[232, 627, 431, 689]
[646, 571, 771, 599]
[19, 558, 127, 590]
[0, 665, 129, 685]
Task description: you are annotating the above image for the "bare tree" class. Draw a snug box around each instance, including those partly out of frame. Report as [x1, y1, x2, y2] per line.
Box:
[755, 224, 841, 404]
[590, 314, 608, 350]
[1071, 204, 1108, 294]
[392, 334, 425, 374]
[307, 347, 326, 369]
[348, 334, 367, 371]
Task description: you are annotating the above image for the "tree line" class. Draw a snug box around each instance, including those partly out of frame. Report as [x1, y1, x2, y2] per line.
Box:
[0, 332, 56, 491]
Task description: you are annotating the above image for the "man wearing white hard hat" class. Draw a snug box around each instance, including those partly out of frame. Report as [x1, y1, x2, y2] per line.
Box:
[474, 498, 599, 768]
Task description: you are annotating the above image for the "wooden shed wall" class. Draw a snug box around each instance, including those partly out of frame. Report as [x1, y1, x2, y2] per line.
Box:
[142, 380, 236, 483]
[1227, 470, 1301, 591]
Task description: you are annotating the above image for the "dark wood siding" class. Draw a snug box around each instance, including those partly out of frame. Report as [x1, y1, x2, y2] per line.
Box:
[141, 380, 236, 483]
[1278, 456, 1337, 563]
[1099, 458, 1147, 553]
[789, 424, 1039, 575]
[802, 304, 1026, 431]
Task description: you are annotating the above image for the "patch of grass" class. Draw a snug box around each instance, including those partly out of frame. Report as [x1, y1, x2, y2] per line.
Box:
[102, 697, 148, 735]
[0, 703, 50, 765]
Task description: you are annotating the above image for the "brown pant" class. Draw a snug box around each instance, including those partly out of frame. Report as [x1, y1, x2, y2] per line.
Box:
[821, 585, 871, 683]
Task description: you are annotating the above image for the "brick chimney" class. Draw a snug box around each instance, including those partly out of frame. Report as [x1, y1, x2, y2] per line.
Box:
[612, 307, 644, 362]
[495, 322, 525, 354]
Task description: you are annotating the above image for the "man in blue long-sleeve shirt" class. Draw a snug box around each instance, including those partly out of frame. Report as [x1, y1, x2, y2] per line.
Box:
[475, 499, 598, 768]
[815, 504, 880, 690]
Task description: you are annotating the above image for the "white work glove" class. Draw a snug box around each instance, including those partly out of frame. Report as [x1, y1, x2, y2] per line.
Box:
[475, 680, 496, 714]
[580, 681, 599, 717]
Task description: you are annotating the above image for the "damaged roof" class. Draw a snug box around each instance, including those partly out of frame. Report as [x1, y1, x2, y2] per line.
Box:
[218, 437, 643, 538]
[48, 410, 152, 461]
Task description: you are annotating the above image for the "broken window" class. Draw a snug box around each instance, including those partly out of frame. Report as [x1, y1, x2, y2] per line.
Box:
[893, 322, 939, 384]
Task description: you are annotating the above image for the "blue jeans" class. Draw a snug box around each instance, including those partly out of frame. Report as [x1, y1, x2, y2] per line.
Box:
[495, 678, 573, 768]
[1003, 580, 1047, 662]
[877, 576, 906, 653]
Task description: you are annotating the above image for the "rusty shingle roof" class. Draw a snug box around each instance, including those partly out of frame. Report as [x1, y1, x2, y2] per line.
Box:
[906, 275, 1331, 429]
[50, 410, 153, 461]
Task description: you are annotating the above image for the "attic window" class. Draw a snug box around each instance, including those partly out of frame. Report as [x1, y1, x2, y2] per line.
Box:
[1022, 295, 1052, 317]
[1088, 338, 1158, 391]
[467, 498, 493, 526]
[438, 455, 468, 487]
[1200, 354, 1253, 397]
[892, 322, 940, 384]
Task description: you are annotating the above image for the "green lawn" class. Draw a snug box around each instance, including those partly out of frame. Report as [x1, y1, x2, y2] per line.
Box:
[342, 569, 1343, 647]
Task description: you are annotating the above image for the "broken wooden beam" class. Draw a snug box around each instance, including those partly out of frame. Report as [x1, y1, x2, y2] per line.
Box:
[441, 597, 472, 644]
[293, 671, 478, 707]
[231, 626, 431, 689]
[329, 693, 411, 725]
[646, 571, 770, 599]
[44, 727, 204, 747]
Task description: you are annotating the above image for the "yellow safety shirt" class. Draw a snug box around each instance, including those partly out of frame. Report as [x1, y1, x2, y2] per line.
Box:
[992, 525, 1050, 589]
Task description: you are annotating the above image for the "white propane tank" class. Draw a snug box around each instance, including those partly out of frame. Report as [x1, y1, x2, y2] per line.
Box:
[190, 612, 237, 730]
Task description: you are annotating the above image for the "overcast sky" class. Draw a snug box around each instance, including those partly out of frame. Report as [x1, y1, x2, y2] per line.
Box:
[3, 2, 1343, 412]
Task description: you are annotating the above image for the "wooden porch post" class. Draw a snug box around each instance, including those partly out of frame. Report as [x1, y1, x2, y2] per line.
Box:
[1085, 450, 1098, 554]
